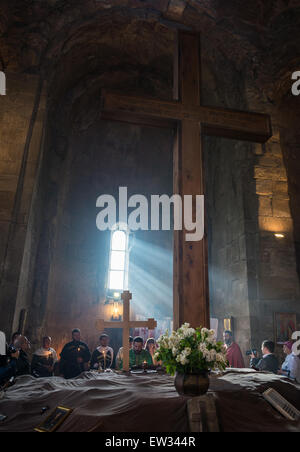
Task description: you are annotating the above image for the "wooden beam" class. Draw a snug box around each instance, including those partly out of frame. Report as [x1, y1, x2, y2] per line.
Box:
[96, 291, 157, 372]
[99, 31, 273, 333]
[173, 32, 210, 329]
[101, 90, 272, 143]
[96, 320, 157, 330]
[100, 110, 175, 130]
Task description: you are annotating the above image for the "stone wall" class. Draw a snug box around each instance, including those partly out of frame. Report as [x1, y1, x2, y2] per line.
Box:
[20, 22, 175, 354]
[250, 131, 300, 354]
[0, 73, 46, 335]
[202, 36, 300, 358]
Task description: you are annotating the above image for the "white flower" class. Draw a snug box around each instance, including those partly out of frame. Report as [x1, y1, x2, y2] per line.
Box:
[216, 353, 226, 363]
[200, 328, 210, 340]
[172, 347, 178, 357]
[207, 339, 217, 347]
[198, 342, 207, 353]
[208, 349, 217, 361]
[178, 323, 196, 339]
[176, 353, 189, 365]
[158, 334, 170, 349]
[180, 356, 189, 365]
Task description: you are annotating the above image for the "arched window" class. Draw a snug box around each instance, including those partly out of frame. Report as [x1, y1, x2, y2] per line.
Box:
[108, 224, 130, 292]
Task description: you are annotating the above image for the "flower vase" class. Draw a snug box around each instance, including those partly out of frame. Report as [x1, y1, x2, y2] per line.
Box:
[174, 371, 210, 397]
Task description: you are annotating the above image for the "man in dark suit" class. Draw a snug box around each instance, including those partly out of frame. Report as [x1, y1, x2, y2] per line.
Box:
[250, 340, 279, 374]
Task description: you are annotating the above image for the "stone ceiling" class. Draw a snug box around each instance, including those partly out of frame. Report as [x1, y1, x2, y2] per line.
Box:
[0, 0, 300, 100]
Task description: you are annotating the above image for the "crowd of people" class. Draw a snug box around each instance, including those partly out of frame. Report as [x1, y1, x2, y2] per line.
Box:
[1, 328, 300, 386]
[223, 330, 300, 383]
[0, 329, 160, 384]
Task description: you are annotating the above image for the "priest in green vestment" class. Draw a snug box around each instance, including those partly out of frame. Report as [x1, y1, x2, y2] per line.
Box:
[119, 337, 153, 370]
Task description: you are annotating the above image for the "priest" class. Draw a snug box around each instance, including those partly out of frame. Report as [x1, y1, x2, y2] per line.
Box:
[91, 334, 114, 371]
[60, 329, 91, 379]
[119, 337, 153, 370]
[31, 336, 58, 378]
[223, 330, 245, 368]
[14, 335, 31, 376]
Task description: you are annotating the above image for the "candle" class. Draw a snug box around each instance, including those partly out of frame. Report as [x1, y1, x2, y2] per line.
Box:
[103, 351, 107, 371]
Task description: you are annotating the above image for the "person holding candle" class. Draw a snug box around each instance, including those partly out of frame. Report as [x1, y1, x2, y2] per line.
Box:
[145, 338, 162, 367]
[119, 337, 153, 371]
[116, 337, 134, 370]
[31, 337, 58, 378]
[91, 334, 114, 371]
[60, 329, 91, 379]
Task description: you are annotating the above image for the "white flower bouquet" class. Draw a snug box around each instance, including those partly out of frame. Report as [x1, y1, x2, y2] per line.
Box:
[155, 323, 228, 376]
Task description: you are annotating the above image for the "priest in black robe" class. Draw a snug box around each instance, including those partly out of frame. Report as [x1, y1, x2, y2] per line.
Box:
[60, 329, 91, 379]
[91, 334, 114, 371]
[14, 335, 31, 376]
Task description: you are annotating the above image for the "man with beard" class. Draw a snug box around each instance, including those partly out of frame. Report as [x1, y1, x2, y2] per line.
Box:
[15, 335, 31, 376]
[91, 334, 114, 371]
[223, 330, 245, 368]
[119, 337, 153, 370]
[60, 329, 91, 379]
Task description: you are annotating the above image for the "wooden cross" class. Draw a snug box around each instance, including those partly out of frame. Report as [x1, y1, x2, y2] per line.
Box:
[96, 291, 157, 372]
[100, 31, 272, 330]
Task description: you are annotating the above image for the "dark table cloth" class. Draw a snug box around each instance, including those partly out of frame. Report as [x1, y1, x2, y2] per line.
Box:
[0, 369, 299, 432]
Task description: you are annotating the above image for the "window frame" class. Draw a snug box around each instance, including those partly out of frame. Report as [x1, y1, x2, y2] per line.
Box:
[107, 223, 130, 293]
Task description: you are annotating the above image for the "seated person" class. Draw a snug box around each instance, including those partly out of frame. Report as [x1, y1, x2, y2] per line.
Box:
[31, 336, 58, 378]
[278, 341, 300, 383]
[60, 328, 91, 379]
[14, 335, 31, 376]
[9, 332, 21, 349]
[145, 338, 161, 367]
[223, 330, 245, 368]
[116, 337, 133, 370]
[250, 340, 279, 374]
[0, 344, 19, 387]
[91, 334, 114, 370]
[120, 336, 153, 370]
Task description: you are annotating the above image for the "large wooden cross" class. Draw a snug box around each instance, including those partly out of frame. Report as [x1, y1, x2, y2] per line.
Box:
[96, 291, 157, 372]
[100, 31, 272, 330]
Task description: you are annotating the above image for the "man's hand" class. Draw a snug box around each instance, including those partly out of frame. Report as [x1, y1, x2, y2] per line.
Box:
[250, 353, 256, 359]
[77, 357, 83, 364]
[11, 350, 20, 360]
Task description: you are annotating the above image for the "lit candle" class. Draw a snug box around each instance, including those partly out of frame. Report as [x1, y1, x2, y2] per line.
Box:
[103, 351, 107, 371]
